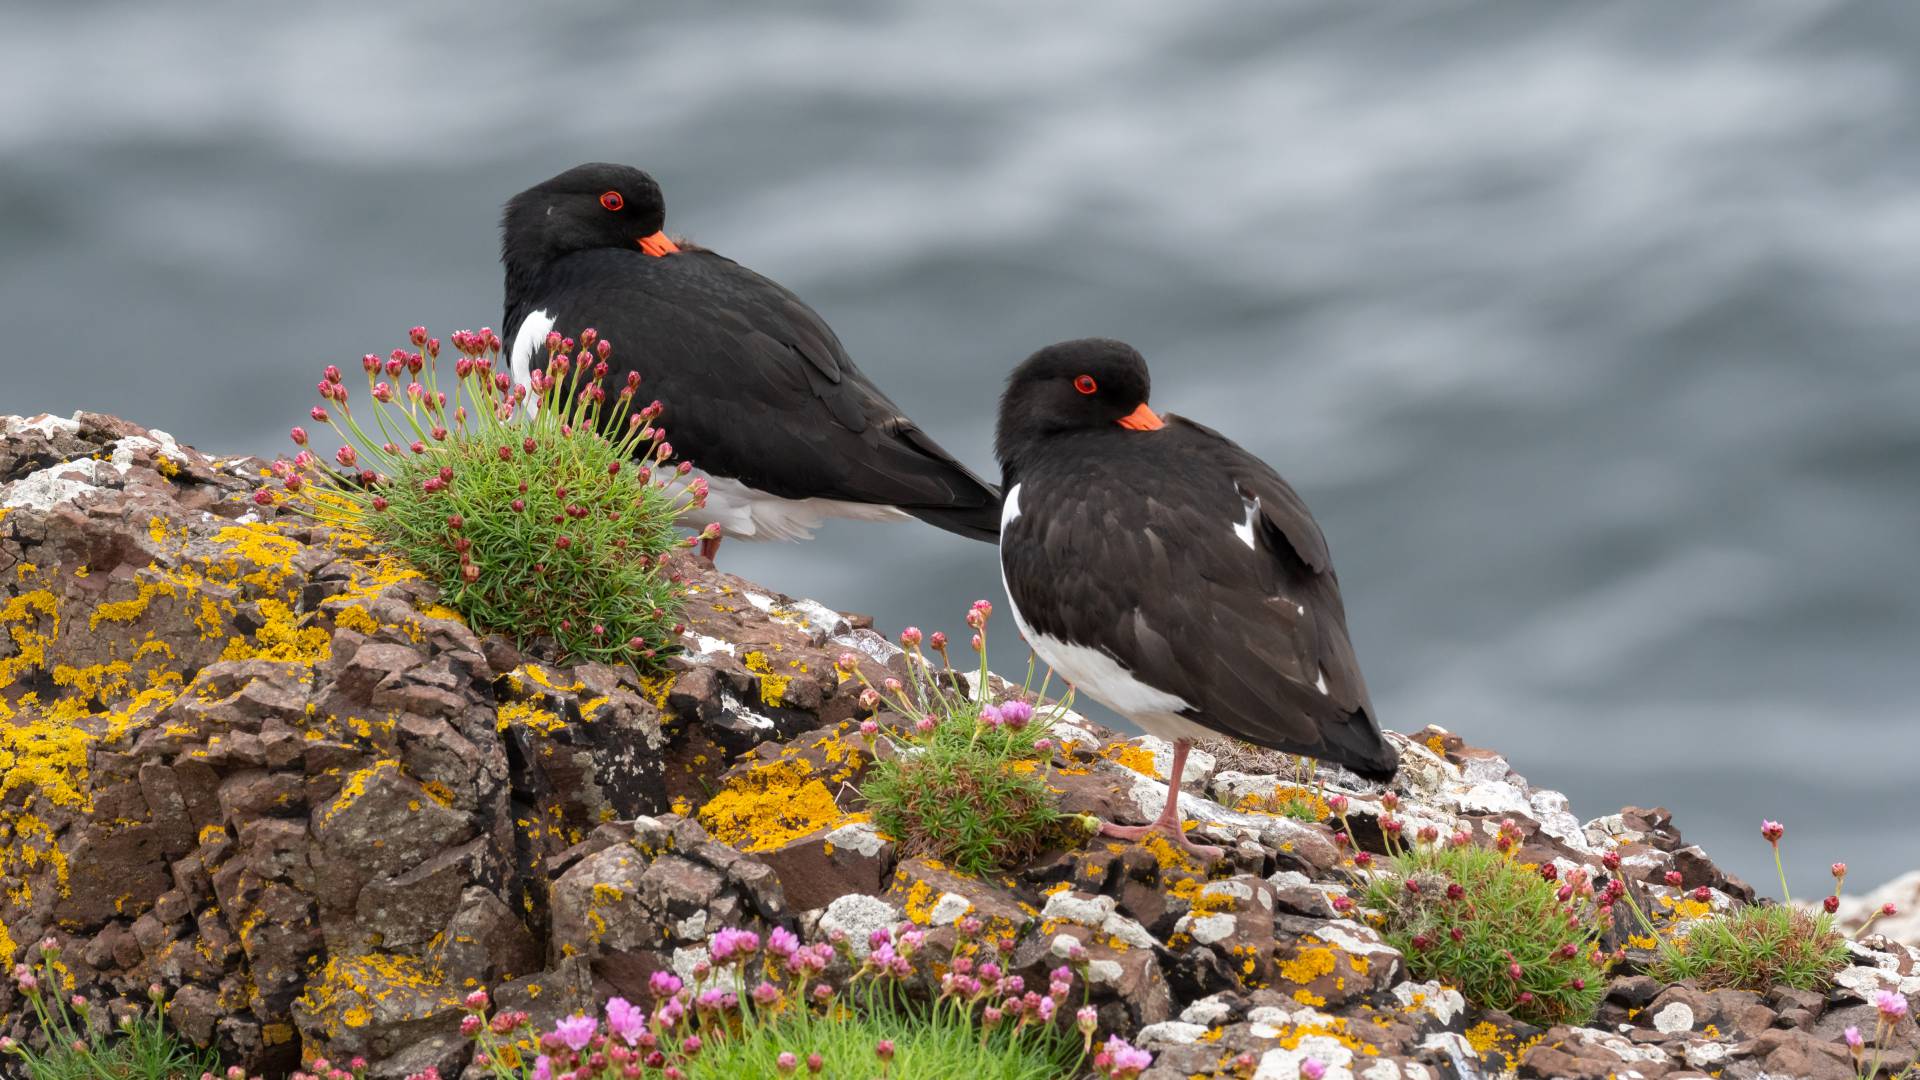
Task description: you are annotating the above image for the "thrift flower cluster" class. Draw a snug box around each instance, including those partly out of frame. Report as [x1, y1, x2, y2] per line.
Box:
[257, 325, 699, 666]
[1352, 806, 1611, 1026]
[326, 917, 1154, 1080]
[3, 939, 223, 1079]
[848, 601, 1078, 875]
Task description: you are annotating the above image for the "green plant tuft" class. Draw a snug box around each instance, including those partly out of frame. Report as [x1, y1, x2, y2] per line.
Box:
[1358, 841, 1610, 1027]
[4, 947, 221, 1080]
[260, 327, 700, 668]
[1649, 903, 1848, 992]
[861, 732, 1062, 876]
[847, 607, 1073, 876]
[673, 994, 1075, 1080]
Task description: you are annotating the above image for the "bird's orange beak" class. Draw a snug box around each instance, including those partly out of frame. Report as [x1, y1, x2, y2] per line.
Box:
[638, 232, 680, 257]
[1117, 403, 1164, 431]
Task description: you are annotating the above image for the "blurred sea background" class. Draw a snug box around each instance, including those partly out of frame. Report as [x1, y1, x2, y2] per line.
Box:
[4, 1, 1916, 899]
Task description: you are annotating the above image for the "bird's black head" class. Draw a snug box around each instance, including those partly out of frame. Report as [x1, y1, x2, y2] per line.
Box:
[501, 163, 676, 281]
[995, 338, 1164, 471]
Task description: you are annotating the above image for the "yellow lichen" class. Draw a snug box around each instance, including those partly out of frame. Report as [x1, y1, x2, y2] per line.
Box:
[1103, 741, 1159, 777]
[1278, 945, 1338, 984]
[742, 651, 792, 707]
[496, 700, 566, 736]
[1234, 784, 1330, 822]
[696, 758, 846, 852]
[295, 951, 456, 1036]
[333, 605, 380, 635]
[1464, 1021, 1503, 1054]
[219, 599, 330, 664]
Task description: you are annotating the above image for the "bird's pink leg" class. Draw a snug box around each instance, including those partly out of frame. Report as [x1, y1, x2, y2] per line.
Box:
[699, 534, 723, 562]
[1098, 737, 1223, 859]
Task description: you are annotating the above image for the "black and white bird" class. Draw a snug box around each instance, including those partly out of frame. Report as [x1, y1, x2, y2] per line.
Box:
[995, 339, 1398, 857]
[501, 162, 1001, 557]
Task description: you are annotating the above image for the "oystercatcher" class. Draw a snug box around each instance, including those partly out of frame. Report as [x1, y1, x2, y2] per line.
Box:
[501, 163, 1000, 557]
[994, 339, 1398, 857]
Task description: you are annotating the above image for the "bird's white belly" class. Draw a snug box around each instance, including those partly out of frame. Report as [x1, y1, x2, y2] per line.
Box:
[677, 471, 910, 543]
[999, 488, 1212, 741]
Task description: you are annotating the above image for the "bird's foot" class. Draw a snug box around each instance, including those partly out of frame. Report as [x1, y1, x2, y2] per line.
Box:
[699, 535, 723, 562]
[1097, 818, 1223, 860]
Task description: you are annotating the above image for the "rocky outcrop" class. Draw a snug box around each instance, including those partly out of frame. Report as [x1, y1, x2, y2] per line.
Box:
[3, 411, 1917, 1080]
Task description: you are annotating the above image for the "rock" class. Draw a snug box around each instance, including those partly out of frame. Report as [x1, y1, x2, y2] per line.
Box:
[1728, 1027, 1859, 1080]
[811, 894, 903, 958]
[756, 818, 895, 912]
[887, 857, 1034, 941]
[1522, 1026, 1672, 1079]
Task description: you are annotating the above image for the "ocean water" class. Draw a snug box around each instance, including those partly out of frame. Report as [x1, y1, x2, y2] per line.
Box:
[3, 1, 1916, 899]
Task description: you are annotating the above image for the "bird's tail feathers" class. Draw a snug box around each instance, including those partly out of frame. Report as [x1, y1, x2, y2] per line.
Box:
[1323, 710, 1399, 783]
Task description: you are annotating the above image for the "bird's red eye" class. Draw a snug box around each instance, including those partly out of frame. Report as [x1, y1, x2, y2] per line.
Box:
[1074, 375, 1098, 395]
[600, 191, 624, 211]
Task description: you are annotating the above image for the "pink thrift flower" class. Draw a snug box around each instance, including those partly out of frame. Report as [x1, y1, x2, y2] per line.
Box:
[1302, 1061, 1328, 1080]
[998, 700, 1034, 730]
[1760, 819, 1784, 844]
[553, 1014, 596, 1051]
[604, 997, 644, 1046]
[1875, 989, 1909, 1020]
[1845, 1025, 1864, 1051]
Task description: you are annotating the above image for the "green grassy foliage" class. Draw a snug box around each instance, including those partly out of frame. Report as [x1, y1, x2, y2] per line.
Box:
[1359, 842, 1610, 1027]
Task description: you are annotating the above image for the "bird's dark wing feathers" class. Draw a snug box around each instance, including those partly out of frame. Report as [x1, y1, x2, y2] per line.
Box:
[1003, 422, 1388, 772]
[517, 248, 999, 535]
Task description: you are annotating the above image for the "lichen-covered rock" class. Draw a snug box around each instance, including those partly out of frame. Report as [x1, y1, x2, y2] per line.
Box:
[5, 412, 1915, 1079]
[0, 413, 921, 1074]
